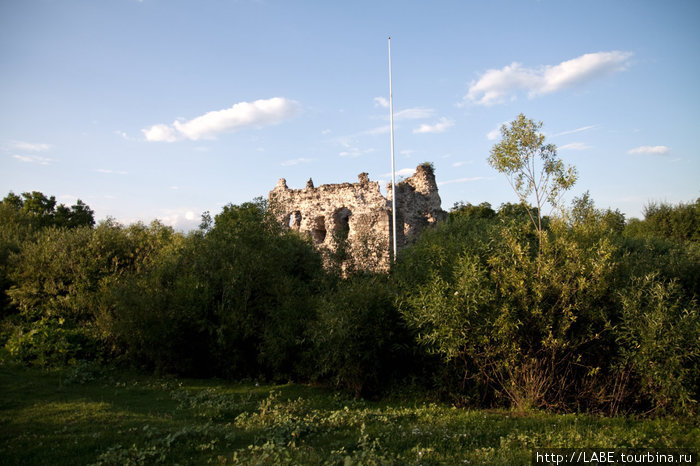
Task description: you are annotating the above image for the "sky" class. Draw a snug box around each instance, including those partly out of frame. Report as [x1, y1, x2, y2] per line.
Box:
[1, 0, 699, 230]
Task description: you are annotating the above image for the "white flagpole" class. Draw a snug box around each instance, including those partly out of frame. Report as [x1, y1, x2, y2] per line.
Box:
[388, 36, 397, 261]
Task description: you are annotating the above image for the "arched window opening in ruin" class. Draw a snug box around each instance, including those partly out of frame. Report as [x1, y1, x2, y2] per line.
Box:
[333, 207, 352, 241]
[311, 216, 326, 243]
[288, 211, 302, 229]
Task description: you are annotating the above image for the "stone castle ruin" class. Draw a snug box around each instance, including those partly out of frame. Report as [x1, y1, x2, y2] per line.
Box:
[268, 163, 446, 271]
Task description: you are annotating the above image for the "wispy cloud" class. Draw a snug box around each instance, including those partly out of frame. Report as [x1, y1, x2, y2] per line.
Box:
[413, 117, 454, 134]
[552, 125, 598, 137]
[95, 168, 128, 174]
[158, 208, 200, 230]
[487, 121, 508, 140]
[382, 167, 416, 178]
[115, 130, 135, 141]
[438, 176, 488, 186]
[465, 51, 633, 106]
[12, 154, 52, 165]
[281, 157, 313, 166]
[143, 97, 301, 142]
[628, 145, 670, 155]
[7, 141, 52, 152]
[339, 147, 375, 158]
[394, 107, 435, 120]
[373, 96, 389, 108]
[559, 142, 592, 151]
[363, 125, 391, 136]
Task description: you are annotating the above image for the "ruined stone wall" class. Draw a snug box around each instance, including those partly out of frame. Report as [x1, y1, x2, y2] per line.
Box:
[268, 164, 446, 272]
[388, 163, 448, 249]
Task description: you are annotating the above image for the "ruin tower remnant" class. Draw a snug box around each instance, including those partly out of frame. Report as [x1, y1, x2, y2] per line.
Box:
[268, 163, 447, 272]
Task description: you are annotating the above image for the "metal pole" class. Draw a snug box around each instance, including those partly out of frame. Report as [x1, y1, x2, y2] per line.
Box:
[388, 36, 397, 261]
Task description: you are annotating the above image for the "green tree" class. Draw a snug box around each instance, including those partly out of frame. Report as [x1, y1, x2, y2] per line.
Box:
[0, 191, 94, 231]
[0, 192, 94, 321]
[4, 219, 176, 367]
[488, 114, 577, 246]
[625, 198, 700, 243]
[98, 200, 325, 379]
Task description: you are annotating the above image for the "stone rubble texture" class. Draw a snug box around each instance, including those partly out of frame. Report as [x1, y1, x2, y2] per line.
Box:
[268, 163, 446, 272]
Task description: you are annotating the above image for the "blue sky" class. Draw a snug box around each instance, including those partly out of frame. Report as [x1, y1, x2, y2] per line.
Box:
[1, 0, 698, 230]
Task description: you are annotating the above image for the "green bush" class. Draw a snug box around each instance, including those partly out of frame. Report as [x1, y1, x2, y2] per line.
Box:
[4, 220, 178, 367]
[394, 198, 699, 415]
[311, 273, 413, 397]
[5, 317, 102, 367]
[625, 198, 699, 243]
[98, 200, 324, 380]
[616, 275, 699, 414]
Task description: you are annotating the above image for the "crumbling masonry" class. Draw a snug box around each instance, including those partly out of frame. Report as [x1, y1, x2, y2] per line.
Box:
[268, 163, 447, 272]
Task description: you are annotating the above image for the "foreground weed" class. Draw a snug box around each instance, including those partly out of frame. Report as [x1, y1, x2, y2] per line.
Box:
[1, 367, 698, 465]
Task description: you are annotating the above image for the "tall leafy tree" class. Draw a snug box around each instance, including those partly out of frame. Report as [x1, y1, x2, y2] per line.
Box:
[488, 114, 577, 246]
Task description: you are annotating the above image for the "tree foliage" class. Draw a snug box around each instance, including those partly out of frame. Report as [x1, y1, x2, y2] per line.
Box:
[311, 273, 413, 397]
[395, 194, 698, 415]
[97, 199, 326, 379]
[488, 114, 577, 240]
[1, 191, 94, 230]
[1, 185, 697, 416]
[626, 198, 700, 243]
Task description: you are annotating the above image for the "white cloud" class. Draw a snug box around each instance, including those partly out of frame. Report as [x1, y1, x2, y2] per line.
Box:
[465, 51, 633, 106]
[559, 142, 592, 151]
[438, 176, 488, 186]
[115, 130, 137, 141]
[413, 117, 454, 134]
[143, 123, 179, 142]
[281, 157, 313, 166]
[394, 107, 435, 120]
[143, 97, 301, 142]
[382, 167, 416, 178]
[12, 154, 52, 165]
[363, 125, 391, 136]
[95, 168, 128, 174]
[452, 161, 466, 167]
[7, 141, 52, 152]
[158, 208, 201, 231]
[487, 121, 508, 140]
[374, 96, 389, 108]
[339, 147, 375, 158]
[552, 125, 598, 137]
[627, 145, 670, 155]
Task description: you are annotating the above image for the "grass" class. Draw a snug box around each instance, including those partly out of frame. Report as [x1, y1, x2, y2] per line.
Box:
[1, 363, 698, 465]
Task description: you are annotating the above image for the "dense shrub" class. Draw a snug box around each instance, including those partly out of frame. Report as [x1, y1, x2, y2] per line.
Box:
[310, 273, 413, 397]
[3, 220, 177, 367]
[98, 200, 325, 379]
[394, 199, 699, 415]
[616, 275, 699, 414]
[1, 188, 697, 416]
[626, 198, 699, 243]
[0, 192, 94, 320]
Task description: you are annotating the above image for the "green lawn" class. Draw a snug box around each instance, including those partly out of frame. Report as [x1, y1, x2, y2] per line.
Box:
[1, 364, 697, 465]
